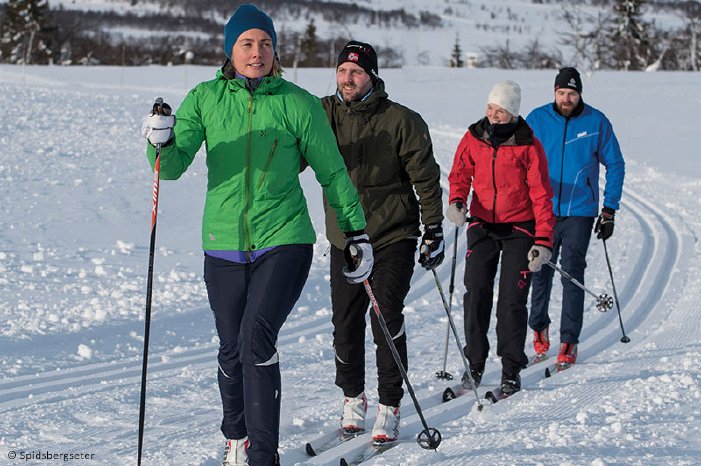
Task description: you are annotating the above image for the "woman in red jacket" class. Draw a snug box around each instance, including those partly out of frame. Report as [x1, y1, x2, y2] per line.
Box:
[447, 81, 555, 396]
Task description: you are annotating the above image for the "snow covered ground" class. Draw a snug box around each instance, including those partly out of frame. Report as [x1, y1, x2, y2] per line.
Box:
[1, 64, 700, 465]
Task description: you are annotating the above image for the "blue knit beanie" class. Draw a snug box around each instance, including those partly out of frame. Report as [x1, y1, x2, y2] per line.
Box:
[224, 4, 277, 58]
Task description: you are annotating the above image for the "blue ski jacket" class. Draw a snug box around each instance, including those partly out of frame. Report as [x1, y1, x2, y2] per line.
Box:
[526, 102, 625, 217]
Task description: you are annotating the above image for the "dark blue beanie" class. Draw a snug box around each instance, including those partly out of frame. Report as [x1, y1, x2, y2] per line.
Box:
[224, 4, 277, 58]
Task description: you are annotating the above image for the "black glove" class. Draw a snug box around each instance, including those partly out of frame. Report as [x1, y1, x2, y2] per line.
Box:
[342, 231, 374, 284]
[418, 224, 445, 270]
[594, 207, 615, 240]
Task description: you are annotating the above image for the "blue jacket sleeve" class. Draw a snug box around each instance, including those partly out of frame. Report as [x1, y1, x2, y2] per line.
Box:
[597, 115, 625, 211]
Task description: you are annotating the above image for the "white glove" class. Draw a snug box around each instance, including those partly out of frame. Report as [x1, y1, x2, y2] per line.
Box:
[527, 245, 552, 273]
[342, 233, 374, 284]
[141, 113, 175, 146]
[446, 202, 467, 227]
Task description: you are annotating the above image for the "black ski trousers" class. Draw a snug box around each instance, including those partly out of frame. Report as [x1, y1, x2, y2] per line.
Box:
[463, 221, 534, 377]
[330, 239, 416, 407]
[204, 245, 312, 466]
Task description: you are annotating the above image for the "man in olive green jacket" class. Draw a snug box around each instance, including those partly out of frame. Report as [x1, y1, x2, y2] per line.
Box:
[320, 41, 444, 442]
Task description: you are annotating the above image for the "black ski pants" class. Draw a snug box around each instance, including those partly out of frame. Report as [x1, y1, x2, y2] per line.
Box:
[463, 221, 534, 377]
[204, 245, 312, 466]
[330, 239, 416, 407]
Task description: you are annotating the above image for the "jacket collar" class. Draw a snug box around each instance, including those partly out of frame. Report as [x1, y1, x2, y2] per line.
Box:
[470, 116, 535, 147]
[217, 58, 281, 93]
[335, 78, 388, 113]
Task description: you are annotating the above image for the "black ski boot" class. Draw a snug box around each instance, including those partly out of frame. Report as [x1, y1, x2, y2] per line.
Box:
[462, 366, 483, 389]
[500, 373, 521, 396]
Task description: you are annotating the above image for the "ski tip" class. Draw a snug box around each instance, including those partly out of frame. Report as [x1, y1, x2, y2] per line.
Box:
[442, 387, 456, 402]
[544, 367, 552, 378]
[340, 459, 349, 466]
[305, 442, 317, 457]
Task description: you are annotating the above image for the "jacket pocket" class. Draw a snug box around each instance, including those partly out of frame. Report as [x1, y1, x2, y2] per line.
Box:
[511, 220, 536, 238]
[586, 177, 596, 202]
[256, 138, 279, 189]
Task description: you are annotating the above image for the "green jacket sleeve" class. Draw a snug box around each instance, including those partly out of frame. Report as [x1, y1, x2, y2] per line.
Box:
[145, 87, 205, 180]
[297, 95, 366, 234]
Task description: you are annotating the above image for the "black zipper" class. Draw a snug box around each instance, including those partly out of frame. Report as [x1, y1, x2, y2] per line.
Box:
[491, 147, 498, 223]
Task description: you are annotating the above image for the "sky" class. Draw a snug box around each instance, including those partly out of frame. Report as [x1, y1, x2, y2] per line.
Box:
[0, 64, 700, 465]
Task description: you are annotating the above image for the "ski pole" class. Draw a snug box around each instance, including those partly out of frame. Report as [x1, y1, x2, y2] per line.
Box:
[435, 226, 459, 381]
[138, 98, 170, 465]
[602, 239, 630, 343]
[361, 279, 442, 450]
[544, 260, 613, 312]
[429, 268, 484, 411]
[531, 248, 613, 312]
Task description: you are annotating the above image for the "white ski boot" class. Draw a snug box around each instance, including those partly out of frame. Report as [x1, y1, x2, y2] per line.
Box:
[222, 436, 248, 466]
[371, 404, 400, 442]
[340, 392, 367, 433]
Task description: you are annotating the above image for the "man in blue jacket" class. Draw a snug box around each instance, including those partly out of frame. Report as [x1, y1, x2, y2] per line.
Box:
[526, 67, 625, 365]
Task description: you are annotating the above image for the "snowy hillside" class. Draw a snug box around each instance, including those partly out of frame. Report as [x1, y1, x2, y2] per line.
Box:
[1, 63, 700, 465]
[2, 0, 696, 66]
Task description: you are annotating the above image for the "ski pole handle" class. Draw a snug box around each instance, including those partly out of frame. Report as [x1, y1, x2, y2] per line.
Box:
[152, 97, 172, 116]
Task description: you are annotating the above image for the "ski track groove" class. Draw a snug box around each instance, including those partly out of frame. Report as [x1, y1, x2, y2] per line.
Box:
[0, 317, 333, 411]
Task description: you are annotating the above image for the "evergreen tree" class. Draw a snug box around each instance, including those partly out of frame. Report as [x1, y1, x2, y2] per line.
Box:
[299, 18, 320, 67]
[450, 33, 464, 68]
[0, 0, 54, 64]
[608, 0, 651, 70]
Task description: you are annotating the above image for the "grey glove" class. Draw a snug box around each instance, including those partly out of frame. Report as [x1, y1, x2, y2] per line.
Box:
[527, 245, 552, 273]
[446, 202, 467, 227]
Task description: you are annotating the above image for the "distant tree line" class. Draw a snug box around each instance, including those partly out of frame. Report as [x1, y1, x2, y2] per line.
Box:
[0, 0, 437, 67]
[1, 0, 699, 71]
[472, 0, 701, 72]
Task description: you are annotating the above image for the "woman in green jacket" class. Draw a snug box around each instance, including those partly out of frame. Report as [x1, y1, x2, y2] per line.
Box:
[141, 5, 371, 465]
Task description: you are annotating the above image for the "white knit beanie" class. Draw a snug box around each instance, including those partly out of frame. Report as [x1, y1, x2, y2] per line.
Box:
[487, 80, 521, 117]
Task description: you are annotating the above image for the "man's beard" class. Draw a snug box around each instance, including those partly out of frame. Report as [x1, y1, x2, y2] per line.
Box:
[557, 102, 575, 116]
[341, 84, 361, 101]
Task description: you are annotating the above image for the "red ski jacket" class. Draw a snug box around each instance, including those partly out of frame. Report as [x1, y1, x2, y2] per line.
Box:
[448, 117, 555, 247]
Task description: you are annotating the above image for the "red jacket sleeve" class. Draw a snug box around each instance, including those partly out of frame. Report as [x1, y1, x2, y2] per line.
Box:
[527, 137, 555, 247]
[448, 131, 473, 205]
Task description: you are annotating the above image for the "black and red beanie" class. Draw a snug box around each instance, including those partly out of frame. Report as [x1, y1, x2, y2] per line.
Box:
[554, 67, 583, 94]
[337, 41, 379, 83]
